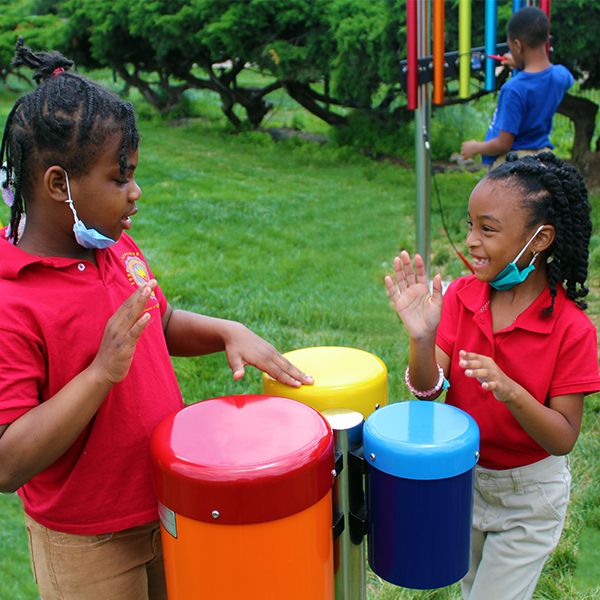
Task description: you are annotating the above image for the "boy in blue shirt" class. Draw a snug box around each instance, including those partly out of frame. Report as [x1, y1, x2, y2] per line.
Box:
[461, 6, 573, 168]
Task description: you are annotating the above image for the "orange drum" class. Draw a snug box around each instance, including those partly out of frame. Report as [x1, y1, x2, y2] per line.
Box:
[151, 394, 335, 599]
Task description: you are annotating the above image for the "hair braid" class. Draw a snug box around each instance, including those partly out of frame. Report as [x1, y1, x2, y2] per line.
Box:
[486, 152, 591, 315]
[1, 38, 140, 244]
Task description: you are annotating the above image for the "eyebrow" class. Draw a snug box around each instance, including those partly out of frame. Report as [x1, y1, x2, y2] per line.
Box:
[467, 211, 502, 225]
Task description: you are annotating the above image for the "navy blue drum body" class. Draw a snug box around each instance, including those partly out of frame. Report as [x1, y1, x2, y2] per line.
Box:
[363, 401, 479, 590]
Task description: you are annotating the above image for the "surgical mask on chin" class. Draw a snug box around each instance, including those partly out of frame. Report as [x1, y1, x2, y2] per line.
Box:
[64, 170, 116, 249]
[489, 224, 545, 291]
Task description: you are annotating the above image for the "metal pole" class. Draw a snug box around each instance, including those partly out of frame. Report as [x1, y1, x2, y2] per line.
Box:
[415, 0, 431, 276]
[323, 408, 365, 600]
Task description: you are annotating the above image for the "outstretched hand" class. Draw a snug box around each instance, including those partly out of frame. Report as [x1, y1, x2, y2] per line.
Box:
[224, 323, 313, 388]
[384, 251, 443, 340]
[459, 349, 518, 403]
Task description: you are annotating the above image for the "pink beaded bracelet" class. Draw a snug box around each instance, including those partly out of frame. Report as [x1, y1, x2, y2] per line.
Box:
[404, 365, 450, 399]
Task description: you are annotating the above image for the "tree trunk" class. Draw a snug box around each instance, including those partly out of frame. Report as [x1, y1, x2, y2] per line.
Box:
[556, 93, 598, 164]
[285, 82, 347, 126]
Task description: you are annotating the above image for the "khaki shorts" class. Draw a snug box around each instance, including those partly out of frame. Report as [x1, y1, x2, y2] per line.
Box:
[491, 147, 552, 170]
[461, 455, 571, 600]
[25, 515, 166, 600]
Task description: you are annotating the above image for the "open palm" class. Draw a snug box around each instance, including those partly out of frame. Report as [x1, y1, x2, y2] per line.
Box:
[385, 251, 443, 339]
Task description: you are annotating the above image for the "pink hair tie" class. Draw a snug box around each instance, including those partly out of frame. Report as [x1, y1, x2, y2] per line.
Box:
[51, 67, 65, 77]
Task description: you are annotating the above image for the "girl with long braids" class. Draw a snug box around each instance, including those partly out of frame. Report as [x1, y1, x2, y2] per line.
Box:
[0, 40, 312, 599]
[385, 152, 600, 600]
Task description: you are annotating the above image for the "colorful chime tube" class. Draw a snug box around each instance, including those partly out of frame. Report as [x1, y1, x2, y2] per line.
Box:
[484, 0, 498, 91]
[406, 0, 418, 109]
[432, 0, 445, 105]
[458, 0, 471, 99]
[540, 0, 552, 56]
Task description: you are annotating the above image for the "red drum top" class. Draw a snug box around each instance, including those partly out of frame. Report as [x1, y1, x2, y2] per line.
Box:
[151, 394, 334, 524]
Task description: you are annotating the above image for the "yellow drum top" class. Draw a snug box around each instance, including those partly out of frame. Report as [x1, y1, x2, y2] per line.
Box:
[263, 346, 388, 418]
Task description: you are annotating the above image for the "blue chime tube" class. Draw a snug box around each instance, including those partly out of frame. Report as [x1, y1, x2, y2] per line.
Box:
[485, 0, 498, 91]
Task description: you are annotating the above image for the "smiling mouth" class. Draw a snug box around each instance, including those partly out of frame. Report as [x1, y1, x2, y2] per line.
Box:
[471, 256, 490, 269]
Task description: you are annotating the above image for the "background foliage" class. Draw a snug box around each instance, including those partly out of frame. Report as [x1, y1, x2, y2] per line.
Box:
[0, 0, 598, 164]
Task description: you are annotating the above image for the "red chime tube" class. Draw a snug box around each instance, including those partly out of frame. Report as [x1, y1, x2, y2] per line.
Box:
[406, 0, 418, 110]
[539, 0, 551, 56]
[433, 0, 445, 105]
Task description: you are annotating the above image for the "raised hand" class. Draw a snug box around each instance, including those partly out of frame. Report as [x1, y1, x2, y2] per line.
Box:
[384, 251, 443, 340]
[90, 280, 156, 385]
[224, 323, 313, 388]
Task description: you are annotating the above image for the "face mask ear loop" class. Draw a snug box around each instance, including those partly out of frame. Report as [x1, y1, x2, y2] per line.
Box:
[513, 224, 545, 264]
[63, 170, 79, 221]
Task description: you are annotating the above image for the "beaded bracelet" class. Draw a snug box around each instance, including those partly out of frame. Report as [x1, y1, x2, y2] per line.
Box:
[404, 364, 450, 399]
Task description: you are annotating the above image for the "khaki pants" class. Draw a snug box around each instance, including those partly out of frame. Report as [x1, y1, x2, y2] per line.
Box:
[491, 147, 552, 170]
[461, 455, 571, 600]
[25, 515, 167, 600]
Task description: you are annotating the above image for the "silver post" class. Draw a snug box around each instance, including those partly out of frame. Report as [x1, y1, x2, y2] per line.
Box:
[323, 408, 366, 600]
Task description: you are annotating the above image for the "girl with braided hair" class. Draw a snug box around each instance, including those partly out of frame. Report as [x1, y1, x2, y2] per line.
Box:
[385, 151, 600, 600]
[0, 40, 312, 599]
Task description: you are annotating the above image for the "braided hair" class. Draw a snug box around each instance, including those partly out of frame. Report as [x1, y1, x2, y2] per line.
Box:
[486, 152, 591, 315]
[0, 38, 139, 243]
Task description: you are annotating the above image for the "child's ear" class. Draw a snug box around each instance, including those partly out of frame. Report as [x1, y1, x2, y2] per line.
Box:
[534, 225, 555, 254]
[511, 37, 523, 54]
[44, 166, 68, 202]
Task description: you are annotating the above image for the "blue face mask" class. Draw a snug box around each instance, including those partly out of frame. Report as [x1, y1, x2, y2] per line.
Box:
[489, 225, 545, 291]
[64, 170, 116, 249]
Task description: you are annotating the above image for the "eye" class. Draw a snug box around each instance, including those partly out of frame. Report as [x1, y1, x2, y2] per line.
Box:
[466, 219, 473, 230]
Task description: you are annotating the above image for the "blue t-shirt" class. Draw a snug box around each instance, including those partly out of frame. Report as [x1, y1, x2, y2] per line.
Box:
[482, 64, 574, 165]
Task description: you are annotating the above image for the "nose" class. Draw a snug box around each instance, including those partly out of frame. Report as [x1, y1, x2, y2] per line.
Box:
[129, 180, 141, 201]
[466, 227, 479, 249]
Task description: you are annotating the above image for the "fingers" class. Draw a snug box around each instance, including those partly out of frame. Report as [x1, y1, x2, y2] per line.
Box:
[431, 273, 443, 303]
[115, 280, 157, 327]
[390, 251, 423, 290]
[228, 345, 313, 388]
[277, 357, 314, 387]
[128, 312, 152, 343]
[459, 349, 496, 387]
[229, 354, 246, 381]
[459, 349, 485, 373]
[261, 354, 312, 388]
[384, 274, 400, 304]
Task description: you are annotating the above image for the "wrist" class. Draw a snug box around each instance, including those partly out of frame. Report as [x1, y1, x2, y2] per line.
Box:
[405, 364, 450, 399]
[85, 362, 118, 391]
[410, 332, 437, 344]
[220, 319, 246, 344]
[500, 381, 523, 407]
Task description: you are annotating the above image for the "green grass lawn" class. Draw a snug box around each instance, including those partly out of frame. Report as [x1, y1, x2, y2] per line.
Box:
[1, 92, 600, 599]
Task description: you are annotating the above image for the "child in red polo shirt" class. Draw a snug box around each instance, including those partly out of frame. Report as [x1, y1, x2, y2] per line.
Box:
[0, 41, 312, 599]
[385, 152, 600, 600]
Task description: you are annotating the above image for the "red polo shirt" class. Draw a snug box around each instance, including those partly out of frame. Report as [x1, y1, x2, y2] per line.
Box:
[437, 276, 600, 470]
[0, 232, 183, 534]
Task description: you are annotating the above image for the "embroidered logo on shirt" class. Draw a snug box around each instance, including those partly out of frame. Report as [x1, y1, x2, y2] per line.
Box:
[122, 251, 159, 311]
